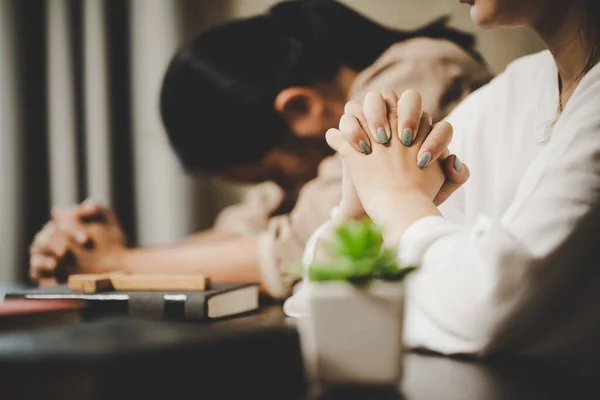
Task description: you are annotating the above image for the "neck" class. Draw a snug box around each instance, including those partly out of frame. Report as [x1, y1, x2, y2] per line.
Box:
[533, 0, 594, 104]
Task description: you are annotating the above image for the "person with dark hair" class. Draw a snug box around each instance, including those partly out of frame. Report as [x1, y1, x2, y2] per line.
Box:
[29, 1, 491, 297]
[289, 0, 600, 367]
[159, 1, 485, 177]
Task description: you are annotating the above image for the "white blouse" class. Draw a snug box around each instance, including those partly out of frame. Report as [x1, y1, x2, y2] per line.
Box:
[401, 51, 600, 369]
[286, 51, 600, 370]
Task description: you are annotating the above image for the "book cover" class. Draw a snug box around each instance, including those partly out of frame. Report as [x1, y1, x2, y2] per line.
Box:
[5, 283, 259, 321]
[0, 299, 85, 332]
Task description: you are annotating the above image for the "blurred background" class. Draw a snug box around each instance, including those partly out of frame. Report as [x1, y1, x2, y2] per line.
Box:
[0, 0, 545, 283]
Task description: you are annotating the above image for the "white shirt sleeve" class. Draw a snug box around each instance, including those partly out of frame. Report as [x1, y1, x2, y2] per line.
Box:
[399, 66, 600, 358]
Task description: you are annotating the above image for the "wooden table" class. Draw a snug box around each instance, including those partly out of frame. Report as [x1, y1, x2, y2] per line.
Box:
[0, 285, 598, 399]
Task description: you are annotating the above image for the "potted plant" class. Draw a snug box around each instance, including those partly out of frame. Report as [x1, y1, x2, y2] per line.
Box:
[297, 218, 416, 386]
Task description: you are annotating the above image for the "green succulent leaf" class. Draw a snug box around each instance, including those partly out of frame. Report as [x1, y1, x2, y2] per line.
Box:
[308, 218, 417, 283]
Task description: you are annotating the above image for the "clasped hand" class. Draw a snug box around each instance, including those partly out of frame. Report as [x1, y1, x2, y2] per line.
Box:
[29, 200, 127, 284]
[328, 90, 468, 230]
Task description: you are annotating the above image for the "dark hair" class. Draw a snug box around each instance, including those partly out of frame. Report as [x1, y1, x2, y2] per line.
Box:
[583, 0, 600, 75]
[555, 0, 600, 114]
[160, 0, 481, 172]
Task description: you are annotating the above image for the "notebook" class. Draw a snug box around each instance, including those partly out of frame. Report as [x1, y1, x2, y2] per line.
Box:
[0, 298, 85, 332]
[5, 283, 259, 321]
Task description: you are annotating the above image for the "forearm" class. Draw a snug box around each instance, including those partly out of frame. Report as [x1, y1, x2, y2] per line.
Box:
[116, 236, 262, 285]
[180, 229, 238, 245]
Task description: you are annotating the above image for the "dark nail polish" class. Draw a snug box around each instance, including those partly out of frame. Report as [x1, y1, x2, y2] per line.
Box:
[358, 140, 372, 155]
[453, 156, 463, 171]
[376, 128, 388, 143]
[417, 152, 431, 169]
[401, 128, 413, 146]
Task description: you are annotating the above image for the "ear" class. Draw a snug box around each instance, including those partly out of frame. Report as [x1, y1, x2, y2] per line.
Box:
[274, 87, 326, 138]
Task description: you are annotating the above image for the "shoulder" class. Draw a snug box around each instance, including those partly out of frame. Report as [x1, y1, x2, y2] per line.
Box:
[491, 50, 553, 90]
[561, 62, 600, 135]
[351, 37, 474, 87]
[349, 38, 471, 99]
[292, 155, 341, 215]
[375, 37, 476, 63]
[451, 50, 553, 112]
[349, 37, 492, 121]
[503, 50, 553, 73]
[568, 61, 600, 114]
[303, 154, 342, 188]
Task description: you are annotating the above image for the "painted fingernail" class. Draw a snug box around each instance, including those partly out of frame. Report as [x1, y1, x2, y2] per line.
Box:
[376, 127, 388, 144]
[417, 152, 431, 169]
[358, 140, 372, 155]
[453, 156, 463, 171]
[401, 128, 413, 146]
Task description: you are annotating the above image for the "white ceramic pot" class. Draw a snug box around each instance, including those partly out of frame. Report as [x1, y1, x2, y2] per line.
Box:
[298, 280, 405, 386]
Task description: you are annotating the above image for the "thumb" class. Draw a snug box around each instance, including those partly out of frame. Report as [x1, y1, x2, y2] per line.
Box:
[325, 128, 344, 152]
[434, 155, 470, 206]
[338, 160, 365, 219]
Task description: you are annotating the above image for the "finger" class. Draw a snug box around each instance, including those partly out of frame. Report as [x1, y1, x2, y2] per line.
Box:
[413, 111, 433, 143]
[29, 254, 58, 280]
[75, 198, 105, 221]
[397, 89, 423, 146]
[363, 92, 390, 144]
[325, 128, 345, 152]
[344, 100, 363, 114]
[381, 90, 399, 138]
[433, 155, 470, 206]
[339, 159, 364, 219]
[444, 154, 469, 185]
[31, 223, 71, 258]
[344, 101, 372, 144]
[30, 223, 57, 255]
[51, 206, 82, 234]
[30, 222, 52, 252]
[339, 113, 373, 155]
[412, 112, 433, 168]
[417, 120, 454, 168]
[42, 233, 70, 258]
[53, 214, 89, 244]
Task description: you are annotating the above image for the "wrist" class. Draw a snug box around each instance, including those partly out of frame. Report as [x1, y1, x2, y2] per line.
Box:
[336, 202, 366, 221]
[101, 246, 134, 273]
[331, 206, 354, 223]
[365, 188, 438, 249]
[364, 187, 416, 226]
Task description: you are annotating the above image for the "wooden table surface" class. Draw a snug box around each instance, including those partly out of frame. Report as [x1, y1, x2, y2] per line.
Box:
[0, 285, 598, 399]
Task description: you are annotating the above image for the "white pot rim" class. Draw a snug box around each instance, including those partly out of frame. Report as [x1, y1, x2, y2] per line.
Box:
[284, 280, 405, 318]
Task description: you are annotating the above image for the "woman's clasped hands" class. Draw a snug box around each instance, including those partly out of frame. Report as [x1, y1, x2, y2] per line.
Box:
[328, 90, 469, 246]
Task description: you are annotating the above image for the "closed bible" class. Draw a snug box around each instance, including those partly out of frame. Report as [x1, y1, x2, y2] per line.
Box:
[6, 283, 259, 320]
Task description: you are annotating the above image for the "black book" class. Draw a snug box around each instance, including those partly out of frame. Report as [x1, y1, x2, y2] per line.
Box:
[5, 283, 259, 320]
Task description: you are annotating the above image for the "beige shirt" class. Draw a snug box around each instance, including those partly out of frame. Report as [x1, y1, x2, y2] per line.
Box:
[213, 37, 492, 298]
